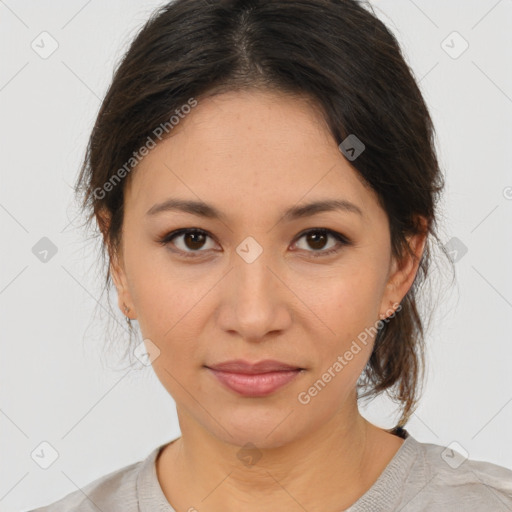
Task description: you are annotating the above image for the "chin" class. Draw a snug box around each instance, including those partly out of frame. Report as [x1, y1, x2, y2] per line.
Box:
[227, 432, 295, 452]
[210, 415, 303, 451]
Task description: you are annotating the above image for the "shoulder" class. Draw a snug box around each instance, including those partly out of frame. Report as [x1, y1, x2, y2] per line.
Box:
[26, 446, 160, 512]
[403, 436, 512, 510]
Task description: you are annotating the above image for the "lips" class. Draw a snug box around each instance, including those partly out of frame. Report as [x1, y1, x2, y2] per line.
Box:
[205, 359, 305, 397]
[206, 359, 303, 374]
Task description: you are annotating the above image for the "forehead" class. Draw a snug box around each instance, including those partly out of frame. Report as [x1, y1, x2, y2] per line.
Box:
[125, 89, 381, 222]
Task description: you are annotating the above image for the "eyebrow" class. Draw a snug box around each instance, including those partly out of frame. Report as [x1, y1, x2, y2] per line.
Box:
[146, 198, 363, 221]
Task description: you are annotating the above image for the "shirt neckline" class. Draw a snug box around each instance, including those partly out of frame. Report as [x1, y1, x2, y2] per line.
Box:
[344, 428, 423, 511]
[137, 429, 421, 512]
[138, 438, 179, 511]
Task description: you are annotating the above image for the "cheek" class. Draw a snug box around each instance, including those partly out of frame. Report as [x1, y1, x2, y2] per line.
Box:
[135, 276, 206, 356]
[125, 258, 217, 393]
[123, 239, 206, 336]
[317, 266, 384, 339]
[304, 266, 385, 387]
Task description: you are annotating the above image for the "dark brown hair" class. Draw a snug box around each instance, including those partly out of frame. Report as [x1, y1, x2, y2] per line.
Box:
[75, 0, 452, 428]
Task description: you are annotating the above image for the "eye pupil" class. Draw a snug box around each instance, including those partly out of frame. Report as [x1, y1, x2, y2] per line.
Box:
[307, 232, 327, 250]
[185, 232, 206, 250]
[163, 228, 345, 259]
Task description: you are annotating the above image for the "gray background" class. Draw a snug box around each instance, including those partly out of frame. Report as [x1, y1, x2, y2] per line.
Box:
[1, 0, 511, 510]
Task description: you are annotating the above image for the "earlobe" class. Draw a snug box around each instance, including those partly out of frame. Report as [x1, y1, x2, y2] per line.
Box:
[96, 207, 111, 241]
[398, 234, 425, 287]
[110, 258, 137, 320]
[379, 222, 428, 320]
[96, 209, 137, 320]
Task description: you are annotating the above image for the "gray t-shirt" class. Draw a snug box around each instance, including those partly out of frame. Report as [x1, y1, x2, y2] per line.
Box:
[27, 429, 512, 511]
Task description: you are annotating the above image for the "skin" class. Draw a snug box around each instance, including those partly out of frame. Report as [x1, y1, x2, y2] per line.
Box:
[105, 89, 427, 511]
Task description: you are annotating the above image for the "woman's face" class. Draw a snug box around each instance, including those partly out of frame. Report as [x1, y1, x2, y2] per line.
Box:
[110, 89, 422, 448]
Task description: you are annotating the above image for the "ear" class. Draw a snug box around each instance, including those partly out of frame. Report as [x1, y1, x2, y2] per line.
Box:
[96, 208, 137, 320]
[379, 216, 428, 320]
[110, 254, 137, 320]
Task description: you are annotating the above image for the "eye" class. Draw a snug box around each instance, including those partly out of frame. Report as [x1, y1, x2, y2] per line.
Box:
[292, 228, 350, 258]
[158, 227, 351, 259]
[158, 228, 218, 258]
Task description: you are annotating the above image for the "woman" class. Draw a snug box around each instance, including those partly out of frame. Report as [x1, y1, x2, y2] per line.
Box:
[30, 0, 512, 510]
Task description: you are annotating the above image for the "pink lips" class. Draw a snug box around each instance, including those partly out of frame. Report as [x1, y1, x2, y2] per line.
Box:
[206, 359, 304, 397]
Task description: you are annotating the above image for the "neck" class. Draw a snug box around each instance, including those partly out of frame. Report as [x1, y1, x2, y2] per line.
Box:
[156, 399, 401, 511]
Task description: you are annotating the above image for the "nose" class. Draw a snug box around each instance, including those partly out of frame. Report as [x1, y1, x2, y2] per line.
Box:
[216, 249, 292, 343]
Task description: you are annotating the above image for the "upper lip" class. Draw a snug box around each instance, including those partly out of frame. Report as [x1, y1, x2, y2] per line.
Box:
[206, 359, 303, 374]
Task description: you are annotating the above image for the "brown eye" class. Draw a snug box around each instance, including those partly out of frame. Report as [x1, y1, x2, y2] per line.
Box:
[159, 227, 350, 260]
[159, 228, 218, 257]
[305, 231, 329, 250]
[182, 231, 207, 250]
[293, 228, 350, 257]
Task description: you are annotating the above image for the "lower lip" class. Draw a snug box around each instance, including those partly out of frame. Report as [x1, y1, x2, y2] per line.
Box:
[207, 368, 302, 397]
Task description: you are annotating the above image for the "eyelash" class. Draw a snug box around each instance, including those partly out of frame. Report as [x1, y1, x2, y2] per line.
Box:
[157, 228, 351, 259]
